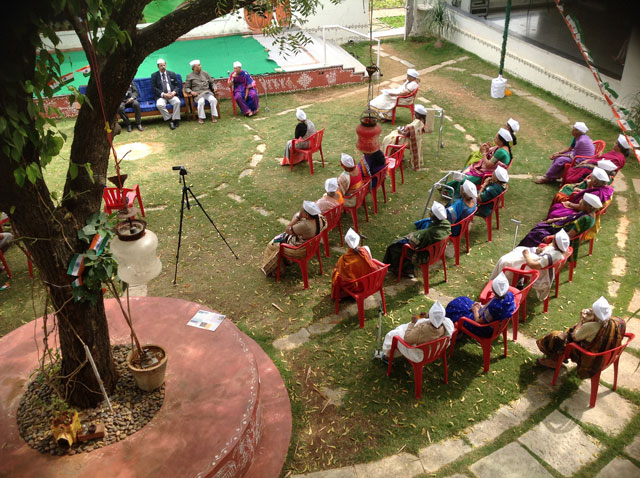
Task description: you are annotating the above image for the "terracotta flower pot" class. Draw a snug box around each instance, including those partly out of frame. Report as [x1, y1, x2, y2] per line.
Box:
[127, 344, 167, 392]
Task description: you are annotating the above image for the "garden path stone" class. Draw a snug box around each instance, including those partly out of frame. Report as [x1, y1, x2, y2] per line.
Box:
[601, 351, 639, 391]
[469, 442, 553, 478]
[399, 60, 415, 68]
[195, 193, 207, 200]
[320, 387, 347, 406]
[611, 256, 626, 276]
[628, 289, 640, 313]
[243, 123, 255, 130]
[144, 205, 167, 211]
[445, 115, 453, 121]
[273, 328, 310, 351]
[508, 173, 534, 179]
[250, 154, 263, 167]
[353, 452, 424, 478]
[425, 288, 454, 305]
[278, 218, 289, 226]
[617, 195, 628, 212]
[464, 406, 522, 447]
[445, 66, 466, 72]
[612, 171, 627, 191]
[418, 438, 471, 473]
[508, 381, 552, 420]
[595, 457, 640, 478]
[464, 134, 475, 142]
[239, 169, 254, 178]
[256, 144, 266, 153]
[625, 318, 640, 350]
[277, 108, 296, 116]
[227, 193, 244, 202]
[518, 410, 602, 476]
[453, 124, 466, 132]
[390, 55, 402, 61]
[417, 96, 430, 104]
[253, 135, 261, 141]
[624, 434, 640, 460]
[615, 216, 629, 248]
[607, 280, 620, 297]
[307, 322, 336, 336]
[215, 183, 228, 190]
[469, 144, 479, 152]
[292, 467, 356, 478]
[633, 178, 640, 194]
[511, 330, 539, 355]
[471, 73, 493, 81]
[251, 206, 270, 216]
[561, 381, 637, 435]
[509, 88, 530, 96]
[378, 51, 390, 57]
[522, 96, 570, 123]
[127, 284, 147, 297]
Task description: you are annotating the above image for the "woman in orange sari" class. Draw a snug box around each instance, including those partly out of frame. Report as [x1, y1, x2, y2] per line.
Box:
[331, 228, 378, 300]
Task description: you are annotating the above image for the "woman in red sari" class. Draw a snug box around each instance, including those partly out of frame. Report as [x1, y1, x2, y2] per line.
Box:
[562, 134, 630, 184]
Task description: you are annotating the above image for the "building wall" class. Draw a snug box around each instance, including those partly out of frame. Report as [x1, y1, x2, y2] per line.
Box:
[410, 2, 637, 122]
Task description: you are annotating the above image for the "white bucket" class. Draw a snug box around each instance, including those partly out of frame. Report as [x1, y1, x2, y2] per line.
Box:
[491, 75, 507, 99]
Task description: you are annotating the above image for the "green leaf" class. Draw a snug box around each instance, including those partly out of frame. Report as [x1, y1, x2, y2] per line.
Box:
[25, 162, 41, 184]
[83, 163, 94, 183]
[0, 117, 7, 134]
[82, 224, 97, 236]
[13, 167, 26, 187]
[69, 161, 78, 179]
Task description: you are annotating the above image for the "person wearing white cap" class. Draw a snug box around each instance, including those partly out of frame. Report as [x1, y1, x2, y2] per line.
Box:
[381, 103, 429, 170]
[490, 229, 572, 301]
[281, 108, 316, 167]
[547, 167, 612, 220]
[369, 68, 420, 121]
[382, 301, 454, 362]
[383, 201, 451, 278]
[331, 228, 379, 300]
[506, 118, 520, 145]
[457, 128, 513, 191]
[446, 272, 516, 337]
[185, 60, 219, 124]
[415, 181, 476, 237]
[260, 201, 327, 276]
[337, 153, 366, 208]
[537, 121, 595, 183]
[315, 178, 344, 213]
[151, 58, 181, 129]
[562, 134, 629, 184]
[228, 61, 259, 116]
[536, 296, 626, 373]
[476, 166, 508, 218]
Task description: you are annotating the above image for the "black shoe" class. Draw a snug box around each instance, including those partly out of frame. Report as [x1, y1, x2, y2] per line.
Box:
[169, 121, 176, 130]
[174, 120, 180, 128]
[127, 125, 132, 133]
[136, 124, 144, 132]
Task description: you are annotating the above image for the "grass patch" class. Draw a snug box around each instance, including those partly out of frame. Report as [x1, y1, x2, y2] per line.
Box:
[373, 0, 405, 9]
[379, 15, 405, 28]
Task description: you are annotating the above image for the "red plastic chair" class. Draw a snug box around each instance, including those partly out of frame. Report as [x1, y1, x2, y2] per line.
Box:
[334, 259, 388, 328]
[551, 332, 634, 408]
[478, 267, 540, 341]
[276, 234, 324, 289]
[290, 129, 325, 175]
[387, 335, 450, 399]
[320, 204, 344, 258]
[0, 218, 34, 279]
[343, 180, 371, 234]
[449, 314, 516, 373]
[476, 188, 508, 242]
[396, 237, 449, 294]
[391, 87, 419, 125]
[103, 185, 145, 217]
[560, 140, 606, 184]
[368, 166, 388, 214]
[447, 208, 477, 266]
[385, 143, 407, 193]
[567, 203, 610, 281]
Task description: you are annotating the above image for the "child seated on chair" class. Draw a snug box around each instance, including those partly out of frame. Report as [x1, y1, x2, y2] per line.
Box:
[536, 296, 626, 378]
[382, 301, 454, 361]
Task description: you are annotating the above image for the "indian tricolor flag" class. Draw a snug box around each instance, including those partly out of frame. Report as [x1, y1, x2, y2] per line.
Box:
[89, 233, 107, 256]
[75, 65, 91, 77]
[67, 254, 85, 277]
[60, 72, 75, 85]
[47, 78, 61, 92]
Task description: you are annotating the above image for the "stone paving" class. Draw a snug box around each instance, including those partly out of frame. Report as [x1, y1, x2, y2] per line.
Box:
[283, 42, 640, 478]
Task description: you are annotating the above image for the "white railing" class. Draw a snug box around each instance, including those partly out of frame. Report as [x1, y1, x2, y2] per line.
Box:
[321, 25, 380, 78]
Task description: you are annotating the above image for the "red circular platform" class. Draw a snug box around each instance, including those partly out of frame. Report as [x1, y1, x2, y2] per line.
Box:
[0, 297, 291, 477]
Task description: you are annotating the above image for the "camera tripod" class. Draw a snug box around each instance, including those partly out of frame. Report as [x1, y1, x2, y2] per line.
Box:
[172, 166, 238, 284]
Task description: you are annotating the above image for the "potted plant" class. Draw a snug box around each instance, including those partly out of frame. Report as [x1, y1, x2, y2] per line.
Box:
[423, 0, 455, 48]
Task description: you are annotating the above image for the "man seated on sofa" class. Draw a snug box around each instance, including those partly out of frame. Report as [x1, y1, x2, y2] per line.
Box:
[151, 58, 181, 130]
[117, 82, 143, 132]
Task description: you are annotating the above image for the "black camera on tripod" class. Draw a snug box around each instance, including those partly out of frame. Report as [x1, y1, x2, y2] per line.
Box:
[172, 165, 188, 175]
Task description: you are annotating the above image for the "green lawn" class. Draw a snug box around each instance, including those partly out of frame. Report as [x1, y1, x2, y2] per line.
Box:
[2, 36, 639, 475]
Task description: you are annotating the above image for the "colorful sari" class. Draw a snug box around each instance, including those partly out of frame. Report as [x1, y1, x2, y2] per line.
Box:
[546, 186, 613, 220]
[414, 198, 476, 236]
[331, 247, 378, 299]
[445, 292, 516, 338]
[381, 118, 426, 170]
[230, 70, 259, 115]
[563, 150, 625, 184]
[517, 212, 595, 250]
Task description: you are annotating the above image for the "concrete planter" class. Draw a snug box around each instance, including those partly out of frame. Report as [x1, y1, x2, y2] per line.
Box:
[127, 344, 167, 392]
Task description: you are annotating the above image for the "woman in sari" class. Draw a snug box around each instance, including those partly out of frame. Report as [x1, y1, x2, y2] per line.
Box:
[552, 159, 616, 204]
[315, 178, 343, 213]
[476, 166, 509, 218]
[445, 272, 516, 338]
[261, 201, 327, 276]
[562, 134, 629, 184]
[518, 193, 602, 257]
[337, 153, 366, 208]
[547, 167, 612, 220]
[228, 61, 259, 116]
[537, 296, 626, 378]
[536, 121, 594, 183]
[415, 180, 477, 236]
[381, 104, 428, 170]
[369, 69, 420, 121]
[490, 229, 571, 301]
[464, 118, 519, 167]
[282, 108, 316, 166]
[331, 228, 379, 300]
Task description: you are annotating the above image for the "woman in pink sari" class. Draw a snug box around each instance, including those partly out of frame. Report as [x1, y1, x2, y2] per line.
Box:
[547, 167, 612, 220]
[563, 134, 630, 184]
